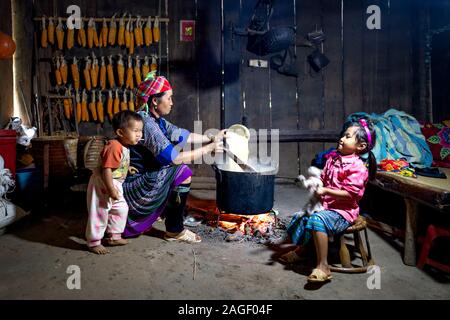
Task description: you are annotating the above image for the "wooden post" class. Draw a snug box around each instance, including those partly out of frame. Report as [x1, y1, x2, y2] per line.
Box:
[0, 0, 13, 126]
[404, 198, 419, 266]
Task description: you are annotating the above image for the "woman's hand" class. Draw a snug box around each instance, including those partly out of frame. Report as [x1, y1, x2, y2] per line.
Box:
[214, 129, 227, 142]
[209, 140, 224, 154]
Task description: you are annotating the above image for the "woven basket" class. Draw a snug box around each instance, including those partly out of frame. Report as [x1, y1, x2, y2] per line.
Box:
[83, 136, 107, 171]
[31, 136, 78, 178]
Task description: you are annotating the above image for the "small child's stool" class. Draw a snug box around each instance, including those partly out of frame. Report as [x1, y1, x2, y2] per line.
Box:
[417, 224, 450, 273]
[330, 216, 375, 273]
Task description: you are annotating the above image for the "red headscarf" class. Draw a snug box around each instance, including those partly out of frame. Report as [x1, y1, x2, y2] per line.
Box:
[137, 71, 172, 104]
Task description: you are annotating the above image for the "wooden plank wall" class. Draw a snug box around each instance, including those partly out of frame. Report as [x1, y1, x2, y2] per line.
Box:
[30, 0, 421, 178]
[0, 0, 14, 127]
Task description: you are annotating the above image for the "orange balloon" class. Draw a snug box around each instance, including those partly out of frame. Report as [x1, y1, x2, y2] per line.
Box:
[0, 31, 16, 59]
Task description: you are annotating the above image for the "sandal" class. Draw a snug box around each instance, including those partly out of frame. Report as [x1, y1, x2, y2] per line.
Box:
[278, 250, 306, 264]
[164, 229, 202, 243]
[307, 268, 332, 283]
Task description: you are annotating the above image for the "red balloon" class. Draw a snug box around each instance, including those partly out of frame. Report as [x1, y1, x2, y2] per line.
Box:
[0, 31, 16, 59]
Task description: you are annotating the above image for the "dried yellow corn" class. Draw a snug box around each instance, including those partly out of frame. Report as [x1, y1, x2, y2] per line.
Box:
[108, 14, 117, 46]
[121, 91, 128, 111]
[48, 17, 55, 45]
[125, 15, 131, 48]
[83, 58, 92, 90]
[56, 18, 64, 50]
[142, 56, 150, 79]
[54, 58, 62, 86]
[113, 90, 120, 115]
[126, 56, 134, 89]
[87, 18, 94, 48]
[134, 56, 142, 85]
[71, 57, 80, 90]
[117, 54, 125, 87]
[41, 17, 48, 48]
[118, 13, 126, 46]
[63, 88, 71, 119]
[107, 90, 114, 121]
[89, 91, 98, 121]
[100, 56, 107, 90]
[107, 55, 115, 88]
[100, 18, 108, 47]
[128, 91, 135, 112]
[153, 16, 160, 43]
[134, 16, 143, 47]
[90, 55, 99, 88]
[144, 16, 153, 46]
[81, 90, 89, 122]
[60, 57, 68, 84]
[76, 90, 82, 124]
[129, 25, 135, 55]
[97, 91, 104, 123]
[151, 55, 158, 72]
[67, 26, 75, 50]
[78, 19, 87, 47]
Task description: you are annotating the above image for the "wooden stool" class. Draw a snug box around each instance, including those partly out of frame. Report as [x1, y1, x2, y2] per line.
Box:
[330, 216, 375, 273]
[417, 224, 450, 273]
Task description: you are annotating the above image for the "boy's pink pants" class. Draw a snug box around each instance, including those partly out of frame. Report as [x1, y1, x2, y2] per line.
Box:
[85, 172, 128, 247]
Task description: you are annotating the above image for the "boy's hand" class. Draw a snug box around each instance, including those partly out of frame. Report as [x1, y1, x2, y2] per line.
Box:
[128, 166, 139, 175]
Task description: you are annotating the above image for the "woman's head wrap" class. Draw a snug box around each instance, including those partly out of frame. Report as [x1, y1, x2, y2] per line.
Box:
[137, 71, 172, 103]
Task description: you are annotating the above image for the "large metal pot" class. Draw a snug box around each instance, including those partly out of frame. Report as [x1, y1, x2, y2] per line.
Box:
[213, 163, 276, 214]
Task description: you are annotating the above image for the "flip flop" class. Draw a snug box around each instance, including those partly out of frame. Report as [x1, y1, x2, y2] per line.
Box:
[279, 250, 306, 264]
[164, 229, 202, 243]
[307, 268, 332, 283]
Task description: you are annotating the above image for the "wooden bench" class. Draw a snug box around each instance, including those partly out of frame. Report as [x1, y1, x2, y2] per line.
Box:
[370, 168, 450, 266]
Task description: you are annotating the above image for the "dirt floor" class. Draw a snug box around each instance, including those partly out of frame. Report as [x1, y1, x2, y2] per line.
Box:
[0, 180, 449, 300]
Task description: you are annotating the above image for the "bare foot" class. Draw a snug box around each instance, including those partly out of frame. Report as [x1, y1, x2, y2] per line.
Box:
[88, 245, 110, 255]
[106, 238, 129, 246]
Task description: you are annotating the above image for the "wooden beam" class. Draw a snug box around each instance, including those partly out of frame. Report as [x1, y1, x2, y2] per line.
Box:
[249, 129, 340, 143]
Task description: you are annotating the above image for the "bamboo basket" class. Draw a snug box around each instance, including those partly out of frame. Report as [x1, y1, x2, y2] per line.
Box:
[31, 136, 78, 178]
[83, 136, 107, 171]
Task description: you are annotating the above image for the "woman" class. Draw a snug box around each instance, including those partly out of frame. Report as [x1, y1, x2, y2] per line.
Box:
[122, 72, 224, 243]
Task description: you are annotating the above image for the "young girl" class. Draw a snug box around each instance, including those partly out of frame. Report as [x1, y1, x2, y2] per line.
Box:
[86, 110, 143, 254]
[280, 118, 377, 282]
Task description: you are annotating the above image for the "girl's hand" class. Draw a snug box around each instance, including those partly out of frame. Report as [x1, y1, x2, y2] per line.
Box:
[110, 188, 120, 201]
[315, 187, 327, 196]
[128, 166, 139, 175]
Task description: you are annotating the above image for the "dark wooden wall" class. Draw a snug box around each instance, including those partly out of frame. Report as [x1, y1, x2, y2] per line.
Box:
[27, 0, 436, 178]
[0, 0, 13, 127]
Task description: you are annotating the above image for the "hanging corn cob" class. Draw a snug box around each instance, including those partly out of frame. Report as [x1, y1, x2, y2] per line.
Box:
[90, 54, 99, 88]
[113, 89, 120, 115]
[99, 56, 107, 90]
[128, 90, 135, 112]
[118, 13, 126, 46]
[117, 54, 125, 87]
[121, 91, 128, 111]
[144, 16, 153, 46]
[134, 16, 143, 47]
[78, 19, 87, 47]
[87, 18, 100, 48]
[126, 55, 134, 89]
[48, 17, 55, 45]
[54, 57, 62, 86]
[134, 56, 142, 85]
[67, 23, 75, 50]
[82, 89, 89, 122]
[142, 56, 150, 79]
[76, 90, 82, 124]
[107, 90, 114, 121]
[151, 55, 158, 72]
[153, 16, 160, 43]
[41, 17, 48, 48]
[108, 14, 117, 46]
[60, 57, 68, 85]
[56, 18, 64, 50]
[83, 57, 92, 90]
[63, 88, 72, 120]
[100, 18, 108, 48]
[71, 57, 80, 90]
[89, 91, 98, 121]
[125, 15, 131, 48]
[97, 90, 104, 123]
[107, 55, 115, 88]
